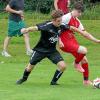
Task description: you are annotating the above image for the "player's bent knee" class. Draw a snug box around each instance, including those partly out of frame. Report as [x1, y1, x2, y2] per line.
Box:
[83, 48, 87, 54]
[78, 46, 87, 54]
[57, 61, 66, 71]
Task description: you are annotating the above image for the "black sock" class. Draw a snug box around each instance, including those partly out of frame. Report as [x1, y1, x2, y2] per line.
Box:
[51, 69, 63, 83]
[22, 69, 31, 80]
[84, 77, 88, 81]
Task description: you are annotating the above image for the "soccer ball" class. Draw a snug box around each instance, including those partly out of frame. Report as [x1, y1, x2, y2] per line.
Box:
[93, 78, 100, 89]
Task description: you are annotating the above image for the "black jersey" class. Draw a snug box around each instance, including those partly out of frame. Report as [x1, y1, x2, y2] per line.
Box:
[33, 21, 69, 53]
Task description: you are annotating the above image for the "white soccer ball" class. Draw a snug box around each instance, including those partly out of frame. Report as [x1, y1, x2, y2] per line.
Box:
[93, 78, 100, 89]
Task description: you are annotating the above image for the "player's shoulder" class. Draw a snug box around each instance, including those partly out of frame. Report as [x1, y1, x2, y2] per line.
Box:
[62, 13, 72, 24]
[40, 21, 52, 27]
[62, 13, 72, 20]
[45, 21, 53, 27]
[36, 21, 53, 31]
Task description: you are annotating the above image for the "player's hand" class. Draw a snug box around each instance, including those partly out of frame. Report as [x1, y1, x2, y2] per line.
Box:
[21, 28, 29, 34]
[24, 28, 29, 33]
[96, 40, 100, 43]
[59, 39, 64, 48]
[16, 10, 24, 16]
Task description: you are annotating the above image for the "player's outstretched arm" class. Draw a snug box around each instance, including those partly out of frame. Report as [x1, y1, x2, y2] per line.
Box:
[22, 26, 38, 33]
[70, 26, 100, 43]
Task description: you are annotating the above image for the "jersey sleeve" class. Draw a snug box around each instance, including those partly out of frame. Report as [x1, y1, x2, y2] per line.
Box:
[77, 18, 85, 31]
[62, 13, 71, 25]
[78, 23, 85, 31]
[36, 22, 47, 31]
[9, 0, 16, 8]
[60, 23, 70, 32]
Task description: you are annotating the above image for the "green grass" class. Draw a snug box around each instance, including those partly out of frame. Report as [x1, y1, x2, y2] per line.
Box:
[0, 14, 100, 100]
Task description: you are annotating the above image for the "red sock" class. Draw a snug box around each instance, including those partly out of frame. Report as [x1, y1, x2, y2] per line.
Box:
[75, 53, 85, 63]
[82, 63, 89, 80]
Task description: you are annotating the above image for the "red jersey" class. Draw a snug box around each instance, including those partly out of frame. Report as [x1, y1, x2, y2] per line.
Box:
[57, 0, 70, 14]
[60, 12, 84, 41]
[60, 13, 85, 53]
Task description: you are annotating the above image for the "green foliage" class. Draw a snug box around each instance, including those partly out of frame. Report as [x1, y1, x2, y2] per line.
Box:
[80, 3, 100, 20]
[0, 0, 100, 19]
[0, 1, 7, 11]
[24, 0, 53, 14]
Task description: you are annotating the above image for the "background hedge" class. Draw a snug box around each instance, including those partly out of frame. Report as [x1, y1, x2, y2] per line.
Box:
[0, 0, 100, 13]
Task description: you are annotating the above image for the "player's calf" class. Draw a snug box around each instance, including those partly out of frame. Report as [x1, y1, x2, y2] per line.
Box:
[16, 64, 34, 85]
[50, 61, 66, 85]
[73, 46, 87, 73]
[81, 57, 90, 85]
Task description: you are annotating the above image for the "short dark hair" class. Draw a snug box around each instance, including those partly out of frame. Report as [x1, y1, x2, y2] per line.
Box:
[51, 10, 64, 19]
[73, 1, 84, 12]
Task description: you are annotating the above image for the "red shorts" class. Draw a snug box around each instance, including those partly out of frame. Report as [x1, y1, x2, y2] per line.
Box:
[60, 31, 80, 56]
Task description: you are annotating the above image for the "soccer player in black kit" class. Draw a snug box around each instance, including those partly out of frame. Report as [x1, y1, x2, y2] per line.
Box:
[16, 10, 87, 85]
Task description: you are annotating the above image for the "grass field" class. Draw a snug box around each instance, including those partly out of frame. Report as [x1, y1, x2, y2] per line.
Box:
[0, 13, 100, 100]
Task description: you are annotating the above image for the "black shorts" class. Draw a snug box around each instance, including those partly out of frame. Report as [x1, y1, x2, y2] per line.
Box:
[30, 50, 64, 65]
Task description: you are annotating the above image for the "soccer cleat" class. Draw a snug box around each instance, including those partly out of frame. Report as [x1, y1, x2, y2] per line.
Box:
[83, 80, 93, 86]
[1, 51, 11, 57]
[26, 49, 33, 56]
[74, 63, 85, 73]
[16, 78, 27, 85]
[50, 81, 59, 85]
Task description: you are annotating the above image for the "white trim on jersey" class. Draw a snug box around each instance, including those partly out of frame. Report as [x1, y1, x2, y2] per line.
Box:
[46, 22, 53, 25]
[76, 18, 85, 31]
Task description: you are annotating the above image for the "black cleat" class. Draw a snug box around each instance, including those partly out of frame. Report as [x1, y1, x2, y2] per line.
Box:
[16, 78, 27, 85]
[50, 81, 59, 85]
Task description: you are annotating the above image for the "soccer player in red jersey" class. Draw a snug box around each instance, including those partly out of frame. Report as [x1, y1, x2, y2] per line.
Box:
[59, 2, 100, 85]
[54, 0, 70, 14]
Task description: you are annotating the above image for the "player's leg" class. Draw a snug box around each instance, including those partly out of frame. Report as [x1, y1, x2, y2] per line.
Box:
[74, 46, 87, 63]
[1, 19, 14, 57]
[61, 44, 86, 73]
[51, 61, 66, 85]
[22, 32, 33, 56]
[16, 50, 46, 84]
[73, 46, 87, 73]
[47, 51, 66, 85]
[20, 21, 32, 56]
[16, 63, 35, 84]
[2, 36, 12, 57]
[60, 37, 86, 72]
[81, 56, 92, 85]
